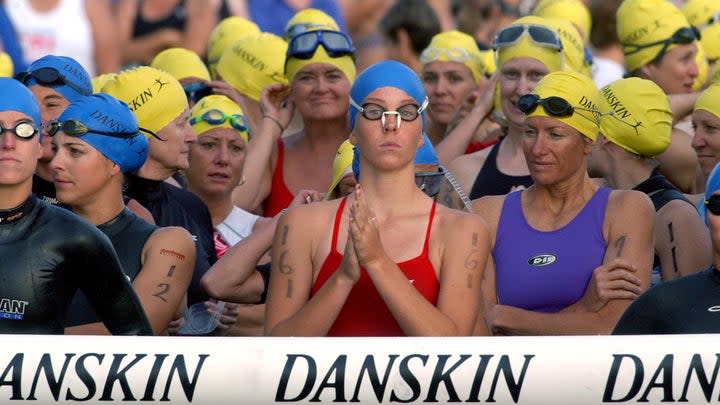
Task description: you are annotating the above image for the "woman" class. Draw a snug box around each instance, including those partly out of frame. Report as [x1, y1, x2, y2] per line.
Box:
[445, 16, 565, 202]
[420, 30, 488, 146]
[50, 93, 195, 335]
[264, 61, 489, 337]
[691, 83, 720, 192]
[473, 71, 654, 335]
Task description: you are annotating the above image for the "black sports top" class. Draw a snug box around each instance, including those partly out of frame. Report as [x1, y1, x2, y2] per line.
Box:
[468, 137, 533, 200]
[0, 195, 152, 335]
[132, 0, 186, 38]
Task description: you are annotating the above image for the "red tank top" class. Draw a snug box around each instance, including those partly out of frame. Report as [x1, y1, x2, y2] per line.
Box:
[311, 197, 440, 336]
[263, 139, 294, 217]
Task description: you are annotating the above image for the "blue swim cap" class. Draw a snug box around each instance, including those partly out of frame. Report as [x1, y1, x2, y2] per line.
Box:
[59, 94, 148, 172]
[0, 77, 41, 128]
[700, 161, 720, 225]
[349, 60, 427, 130]
[351, 133, 437, 181]
[24, 55, 92, 102]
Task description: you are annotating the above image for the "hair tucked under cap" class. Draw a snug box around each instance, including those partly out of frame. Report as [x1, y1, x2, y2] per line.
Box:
[151, 47, 211, 82]
[24, 55, 92, 102]
[349, 60, 427, 130]
[59, 93, 148, 172]
[421, 30, 486, 84]
[190, 94, 249, 143]
[0, 77, 41, 127]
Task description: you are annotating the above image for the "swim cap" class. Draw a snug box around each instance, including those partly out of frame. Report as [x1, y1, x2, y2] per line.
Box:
[91, 73, 116, 93]
[101, 66, 188, 135]
[151, 47, 211, 82]
[421, 30, 486, 84]
[59, 93, 148, 172]
[599, 78, 672, 157]
[495, 16, 564, 73]
[0, 52, 13, 77]
[525, 70, 602, 140]
[349, 60, 426, 130]
[694, 82, 720, 118]
[694, 42, 710, 91]
[216, 33, 289, 101]
[681, 0, 720, 27]
[541, 17, 591, 77]
[701, 161, 720, 223]
[617, 0, 695, 72]
[190, 95, 249, 143]
[479, 49, 496, 76]
[23, 55, 92, 102]
[207, 16, 260, 77]
[326, 139, 354, 200]
[284, 8, 340, 40]
[532, 0, 592, 40]
[0, 77, 41, 127]
[699, 23, 720, 64]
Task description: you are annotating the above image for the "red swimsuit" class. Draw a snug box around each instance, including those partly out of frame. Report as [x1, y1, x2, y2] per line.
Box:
[262, 139, 294, 217]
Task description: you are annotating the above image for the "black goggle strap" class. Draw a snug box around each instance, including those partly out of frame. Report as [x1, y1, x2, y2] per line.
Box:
[622, 26, 699, 56]
[0, 121, 38, 139]
[705, 195, 720, 215]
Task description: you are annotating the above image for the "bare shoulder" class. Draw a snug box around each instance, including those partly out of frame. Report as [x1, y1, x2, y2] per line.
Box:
[656, 199, 704, 225]
[434, 203, 489, 236]
[607, 189, 654, 215]
[282, 198, 345, 230]
[470, 194, 507, 231]
[145, 226, 195, 252]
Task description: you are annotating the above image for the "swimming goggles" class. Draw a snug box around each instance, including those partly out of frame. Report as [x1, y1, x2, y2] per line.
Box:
[286, 30, 355, 59]
[420, 47, 473, 64]
[492, 24, 563, 52]
[284, 22, 334, 41]
[415, 166, 445, 197]
[15, 67, 91, 96]
[183, 82, 213, 104]
[0, 121, 38, 140]
[46, 119, 157, 139]
[190, 109, 250, 134]
[350, 97, 429, 130]
[622, 26, 700, 62]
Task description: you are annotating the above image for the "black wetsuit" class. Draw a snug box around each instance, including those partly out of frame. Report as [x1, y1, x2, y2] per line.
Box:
[125, 174, 216, 305]
[32, 174, 63, 207]
[613, 266, 720, 334]
[65, 208, 157, 327]
[0, 195, 152, 335]
[468, 137, 534, 199]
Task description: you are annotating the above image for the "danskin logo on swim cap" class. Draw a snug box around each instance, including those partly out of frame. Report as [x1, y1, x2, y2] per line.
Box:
[528, 254, 557, 267]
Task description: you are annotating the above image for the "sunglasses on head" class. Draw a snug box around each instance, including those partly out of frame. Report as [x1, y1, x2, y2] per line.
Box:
[190, 109, 250, 134]
[46, 119, 156, 139]
[622, 26, 700, 61]
[493, 24, 563, 52]
[420, 47, 473, 64]
[183, 82, 213, 104]
[15, 67, 91, 96]
[350, 97, 428, 130]
[0, 121, 38, 140]
[705, 194, 720, 216]
[286, 30, 355, 60]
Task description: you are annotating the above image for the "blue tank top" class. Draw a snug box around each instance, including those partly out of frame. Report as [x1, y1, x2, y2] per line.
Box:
[494, 188, 610, 313]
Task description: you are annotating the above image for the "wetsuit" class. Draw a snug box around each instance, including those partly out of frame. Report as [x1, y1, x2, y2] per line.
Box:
[493, 188, 610, 312]
[311, 197, 439, 336]
[32, 174, 62, 206]
[65, 207, 157, 327]
[0, 195, 152, 335]
[125, 174, 216, 305]
[468, 137, 533, 199]
[632, 169, 693, 286]
[263, 139, 294, 217]
[613, 266, 720, 334]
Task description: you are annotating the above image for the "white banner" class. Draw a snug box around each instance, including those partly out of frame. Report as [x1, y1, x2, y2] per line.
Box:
[0, 334, 718, 404]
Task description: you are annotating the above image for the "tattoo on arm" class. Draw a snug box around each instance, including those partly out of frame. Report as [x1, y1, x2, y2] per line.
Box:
[281, 225, 289, 246]
[668, 223, 678, 274]
[671, 246, 679, 274]
[667, 222, 674, 242]
[614, 235, 626, 258]
[278, 250, 294, 275]
[159, 248, 185, 261]
[472, 232, 479, 247]
[166, 265, 176, 277]
[286, 279, 293, 298]
[466, 274, 472, 289]
[153, 283, 170, 302]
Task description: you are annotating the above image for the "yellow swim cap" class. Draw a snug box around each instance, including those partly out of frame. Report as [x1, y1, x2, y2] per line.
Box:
[216, 33, 289, 101]
[694, 42, 710, 92]
[541, 16, 591, 77]
[151, 47, 210, 82]
[91, 73, 116, 93]
[0, 52, 13, 77]
[284, 8, 340, 40]
[532, 0, 592, 40]
[495, 16, 564, 73]
[326, 139, 354, 200]
[420, 30, 486, 84]
[599, 78, 672, 157]
[617, 0, 695, 72]
[285, 31, 356, 83]
[699, 23, 720, 64]
[190, 94, 249, 143]
[681, 0, 720, 27]
[525, 70, 602, 140]
[695, 82, 720, 118]
[207, 16, 260, 78]
[101, 66, 188, 136]
[480, 49, 496, 76]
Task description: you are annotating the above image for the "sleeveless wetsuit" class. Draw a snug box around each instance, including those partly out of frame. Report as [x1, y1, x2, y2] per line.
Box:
[494, 188, 610, 312]
[632, 169, 693, 286]
[311, 197, 440, 336]
[613, 266, 720, 334]
[263, 139, 294, 217]
[65, 208, 157, 327]
[468, 137, 534, 199]
[0, 195, 151, 335]
[125, 174, 216, 305]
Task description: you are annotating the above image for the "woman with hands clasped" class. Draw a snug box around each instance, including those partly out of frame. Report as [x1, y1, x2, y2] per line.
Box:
[473, 71, 655, 336]
[264, 61, 490, 337]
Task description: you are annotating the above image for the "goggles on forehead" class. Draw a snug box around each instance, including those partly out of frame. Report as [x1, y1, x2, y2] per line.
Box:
[415, 166, 445, 197]
[46, 119, 157, 140]
[420, 47, 473, 64]
[284, 22, 334, 41]
[286, 29, 355, 60]
[518, 94, 603, 118]
[0, 121, 38, 140]
[492, 24, 563, 52]
[190, 109, 250, 134]
[706, 194, 720, 216]
[350, 97, 429, 130]
[622, 26, 700, 62]
[15, 67, 91, 96]
[183, 82, 213, 104]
